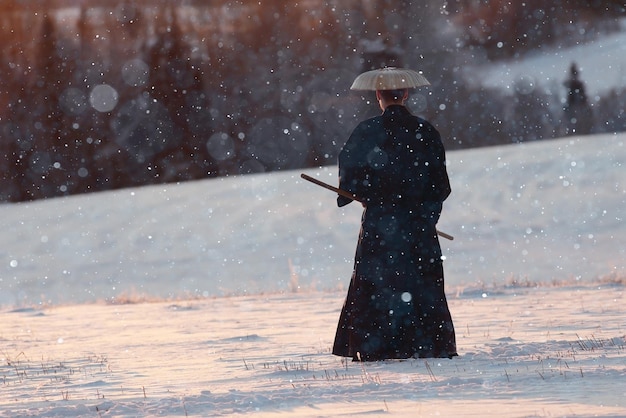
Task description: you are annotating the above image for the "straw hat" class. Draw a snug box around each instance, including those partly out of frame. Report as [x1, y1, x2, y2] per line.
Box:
[350, 67, 430, 91]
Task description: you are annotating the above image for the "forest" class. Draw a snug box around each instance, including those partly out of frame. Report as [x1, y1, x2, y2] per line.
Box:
[1, 0, 625, 202]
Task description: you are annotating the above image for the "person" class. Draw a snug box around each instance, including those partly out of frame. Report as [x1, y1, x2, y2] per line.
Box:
[332, 75, 457, 361]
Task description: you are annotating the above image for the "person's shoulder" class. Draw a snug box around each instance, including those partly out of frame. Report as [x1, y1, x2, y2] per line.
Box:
[410, 115, 439, 135]
[343, 116, 385, 154]
[358, 115, 384, 128]
[350, 115, 384, 137]
[412, 114, 436, 129]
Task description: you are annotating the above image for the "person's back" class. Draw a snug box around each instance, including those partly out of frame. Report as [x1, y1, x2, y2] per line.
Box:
[379, 105, 450, 205]
[337, 103, 450, 258]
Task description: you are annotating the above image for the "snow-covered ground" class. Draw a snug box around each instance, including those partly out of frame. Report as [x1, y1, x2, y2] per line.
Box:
[1, 285, 625, 417]
[0, 132, 625, 417]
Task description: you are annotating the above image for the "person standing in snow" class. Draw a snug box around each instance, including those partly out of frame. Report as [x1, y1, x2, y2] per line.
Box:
[332, 67, 457, 361]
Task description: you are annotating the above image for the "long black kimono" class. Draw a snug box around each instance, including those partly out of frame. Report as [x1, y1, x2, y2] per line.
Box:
[332, 105, 457, 361]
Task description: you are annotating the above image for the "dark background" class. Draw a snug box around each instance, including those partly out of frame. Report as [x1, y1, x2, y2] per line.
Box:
[1, 0, 625, 202]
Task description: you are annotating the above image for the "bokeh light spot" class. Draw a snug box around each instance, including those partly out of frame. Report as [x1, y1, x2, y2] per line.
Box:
[90, 84, 119, 112]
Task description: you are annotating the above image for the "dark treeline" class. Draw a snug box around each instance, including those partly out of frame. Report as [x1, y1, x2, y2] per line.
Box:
[1, 0, 625, 202]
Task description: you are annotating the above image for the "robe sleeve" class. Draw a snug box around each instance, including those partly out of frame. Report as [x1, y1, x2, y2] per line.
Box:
[336, 120, 381, 207]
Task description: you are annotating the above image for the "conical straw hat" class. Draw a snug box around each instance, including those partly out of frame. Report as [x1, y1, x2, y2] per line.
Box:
[350, 67, 430, 91]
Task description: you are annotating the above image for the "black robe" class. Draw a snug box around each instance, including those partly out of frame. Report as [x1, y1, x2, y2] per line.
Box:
[332, 105, 457, 361]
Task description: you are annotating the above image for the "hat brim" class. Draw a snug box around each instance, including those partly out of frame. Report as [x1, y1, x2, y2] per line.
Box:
[350, 67, 430, 91]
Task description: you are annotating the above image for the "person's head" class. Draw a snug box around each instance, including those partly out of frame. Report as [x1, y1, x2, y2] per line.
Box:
[376, 88, 409, 110]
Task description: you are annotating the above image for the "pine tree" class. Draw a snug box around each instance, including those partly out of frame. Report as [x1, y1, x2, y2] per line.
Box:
[562, 62, 594, 136]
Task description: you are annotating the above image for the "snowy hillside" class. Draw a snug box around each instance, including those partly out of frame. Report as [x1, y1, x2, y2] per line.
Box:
[1, 133, 624, 307]
[470, 26, 626, 96]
